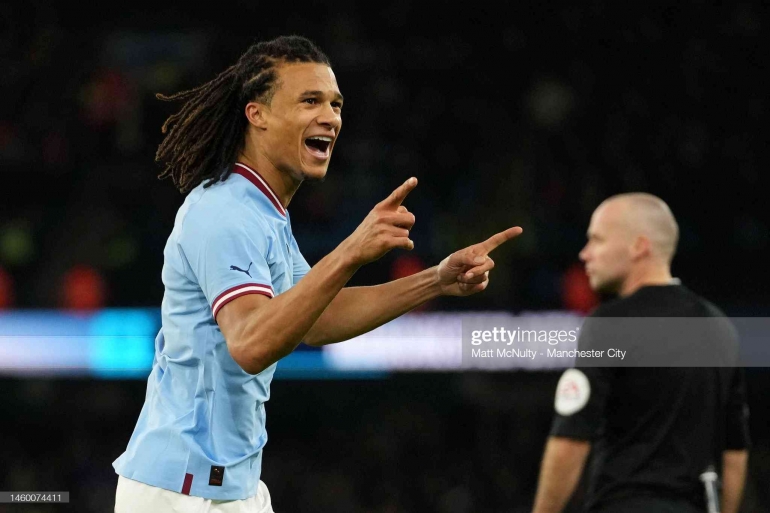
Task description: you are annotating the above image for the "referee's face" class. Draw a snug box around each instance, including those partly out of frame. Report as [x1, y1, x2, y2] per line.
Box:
[258, 62, 343, 182]
[580, 203, 634, 295]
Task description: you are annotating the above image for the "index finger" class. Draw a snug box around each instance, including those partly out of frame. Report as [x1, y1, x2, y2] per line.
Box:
[479, 226, 523, 254]
[379, 177, 418, 210]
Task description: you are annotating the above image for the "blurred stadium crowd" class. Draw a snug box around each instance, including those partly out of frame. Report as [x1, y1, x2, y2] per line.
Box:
[2, 373, 770, 512]
[2, 1, 768, 313]
[1, 1, 769, 512]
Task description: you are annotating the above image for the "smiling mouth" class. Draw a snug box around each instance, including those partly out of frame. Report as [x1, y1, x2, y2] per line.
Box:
[304, 136, 332, 159]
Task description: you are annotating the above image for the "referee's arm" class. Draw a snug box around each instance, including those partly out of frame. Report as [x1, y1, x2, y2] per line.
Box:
[532, 436, 590, 513]
[721, 449, 748, 513]
[721, 367, 751, 513]
[533, 363, 611, 513]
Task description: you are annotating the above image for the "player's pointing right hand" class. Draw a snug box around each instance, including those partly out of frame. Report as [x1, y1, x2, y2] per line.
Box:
[344, 177, 418, 265]
[436, 226, 523, 297]
[378, 176, 418, 211]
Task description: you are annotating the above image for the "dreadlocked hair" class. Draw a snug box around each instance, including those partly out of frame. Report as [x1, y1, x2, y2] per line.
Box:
[155, 35, 331, 193]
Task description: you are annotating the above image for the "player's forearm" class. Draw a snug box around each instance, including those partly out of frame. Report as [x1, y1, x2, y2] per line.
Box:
[532, 437, 590, 513]
[721, 449, 748, 513]
[304, 266, 442, 346]
[232, 246, 359, 373]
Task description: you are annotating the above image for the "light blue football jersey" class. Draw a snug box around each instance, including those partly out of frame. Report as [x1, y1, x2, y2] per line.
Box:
[113, 163, 311, 500]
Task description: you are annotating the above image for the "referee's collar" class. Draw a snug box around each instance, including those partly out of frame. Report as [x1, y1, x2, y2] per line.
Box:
[232, 162, 286, 217]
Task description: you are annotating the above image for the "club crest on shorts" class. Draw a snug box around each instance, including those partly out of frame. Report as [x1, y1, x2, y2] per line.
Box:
[554, 368, 591, 416]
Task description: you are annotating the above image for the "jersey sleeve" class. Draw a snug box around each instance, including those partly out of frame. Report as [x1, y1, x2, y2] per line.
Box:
[724, 367, 751, 450]
[550, 366, 613, 440]
[290, 237, 311, 285]
[550, 315, 614, 440]
[179, 212, 275, 320]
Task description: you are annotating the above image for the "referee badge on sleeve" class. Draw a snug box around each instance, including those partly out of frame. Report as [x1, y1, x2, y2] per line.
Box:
[554, 369, 591, 416]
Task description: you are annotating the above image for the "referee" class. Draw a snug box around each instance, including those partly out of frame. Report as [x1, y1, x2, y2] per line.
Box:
[531, 193, 750, 513]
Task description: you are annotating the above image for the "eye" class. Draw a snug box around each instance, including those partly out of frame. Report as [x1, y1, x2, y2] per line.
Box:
[332, 101, 343, 109]
[303, 98, 317, 105]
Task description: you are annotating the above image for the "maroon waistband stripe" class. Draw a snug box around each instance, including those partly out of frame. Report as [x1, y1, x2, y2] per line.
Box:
[182, 473, 193, 495]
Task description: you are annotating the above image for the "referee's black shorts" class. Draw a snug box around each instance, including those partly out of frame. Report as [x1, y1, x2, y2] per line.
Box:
[593, 497, 702, 513]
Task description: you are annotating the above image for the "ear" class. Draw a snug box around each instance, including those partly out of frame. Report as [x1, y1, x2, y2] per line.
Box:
[631, 235, 651, 261]
[245, 101, 268, 130]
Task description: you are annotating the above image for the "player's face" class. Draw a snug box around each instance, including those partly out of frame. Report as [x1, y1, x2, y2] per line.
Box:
[260, 62, 343, 181]
[579, 203, 634, 295]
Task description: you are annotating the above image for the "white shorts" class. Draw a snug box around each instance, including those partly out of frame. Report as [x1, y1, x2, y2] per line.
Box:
[115, 476, 275, 513]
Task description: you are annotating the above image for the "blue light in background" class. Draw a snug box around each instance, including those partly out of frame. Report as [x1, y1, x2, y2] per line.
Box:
[87, 309, 158, 379]
[275, 350, 386, 380]
[0, 308, 386, 379]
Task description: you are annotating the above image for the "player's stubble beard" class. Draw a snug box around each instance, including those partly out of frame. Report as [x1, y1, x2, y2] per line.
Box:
[295, 143, 331, 184]
[297, 155, 330, 184]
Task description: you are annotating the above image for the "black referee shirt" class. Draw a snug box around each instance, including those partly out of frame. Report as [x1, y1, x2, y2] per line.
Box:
[550, 284, 750, 511]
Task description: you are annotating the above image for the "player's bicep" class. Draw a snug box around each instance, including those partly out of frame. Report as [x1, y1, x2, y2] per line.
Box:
[216, 293, 271, 368]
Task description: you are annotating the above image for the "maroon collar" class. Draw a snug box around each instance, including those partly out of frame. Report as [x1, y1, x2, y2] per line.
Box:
[232, 163, 286, 217]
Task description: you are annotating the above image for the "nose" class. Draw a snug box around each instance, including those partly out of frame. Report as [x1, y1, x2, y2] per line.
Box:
[317, 102, 341, 131]
[579, 244, 589, 262]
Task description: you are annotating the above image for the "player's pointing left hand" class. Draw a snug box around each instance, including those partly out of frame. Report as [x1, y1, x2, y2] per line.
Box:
[436, 226, 523, 296]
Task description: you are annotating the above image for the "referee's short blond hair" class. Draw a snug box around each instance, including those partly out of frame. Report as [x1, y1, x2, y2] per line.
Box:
[601, 193, 679, 264]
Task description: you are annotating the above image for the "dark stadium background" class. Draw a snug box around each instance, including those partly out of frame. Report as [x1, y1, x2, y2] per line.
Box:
[1, 1, 769, 511]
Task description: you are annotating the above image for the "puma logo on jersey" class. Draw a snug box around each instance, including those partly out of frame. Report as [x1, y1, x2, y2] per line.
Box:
[230, 262, 253, 278]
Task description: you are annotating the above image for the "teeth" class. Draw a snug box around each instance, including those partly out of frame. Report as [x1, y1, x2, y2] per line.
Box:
[308, 136, 332, 142]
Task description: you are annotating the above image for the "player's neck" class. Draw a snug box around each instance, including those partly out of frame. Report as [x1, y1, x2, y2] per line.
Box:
[619, 265, 673, 297]
[238, 151, 301, 209]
